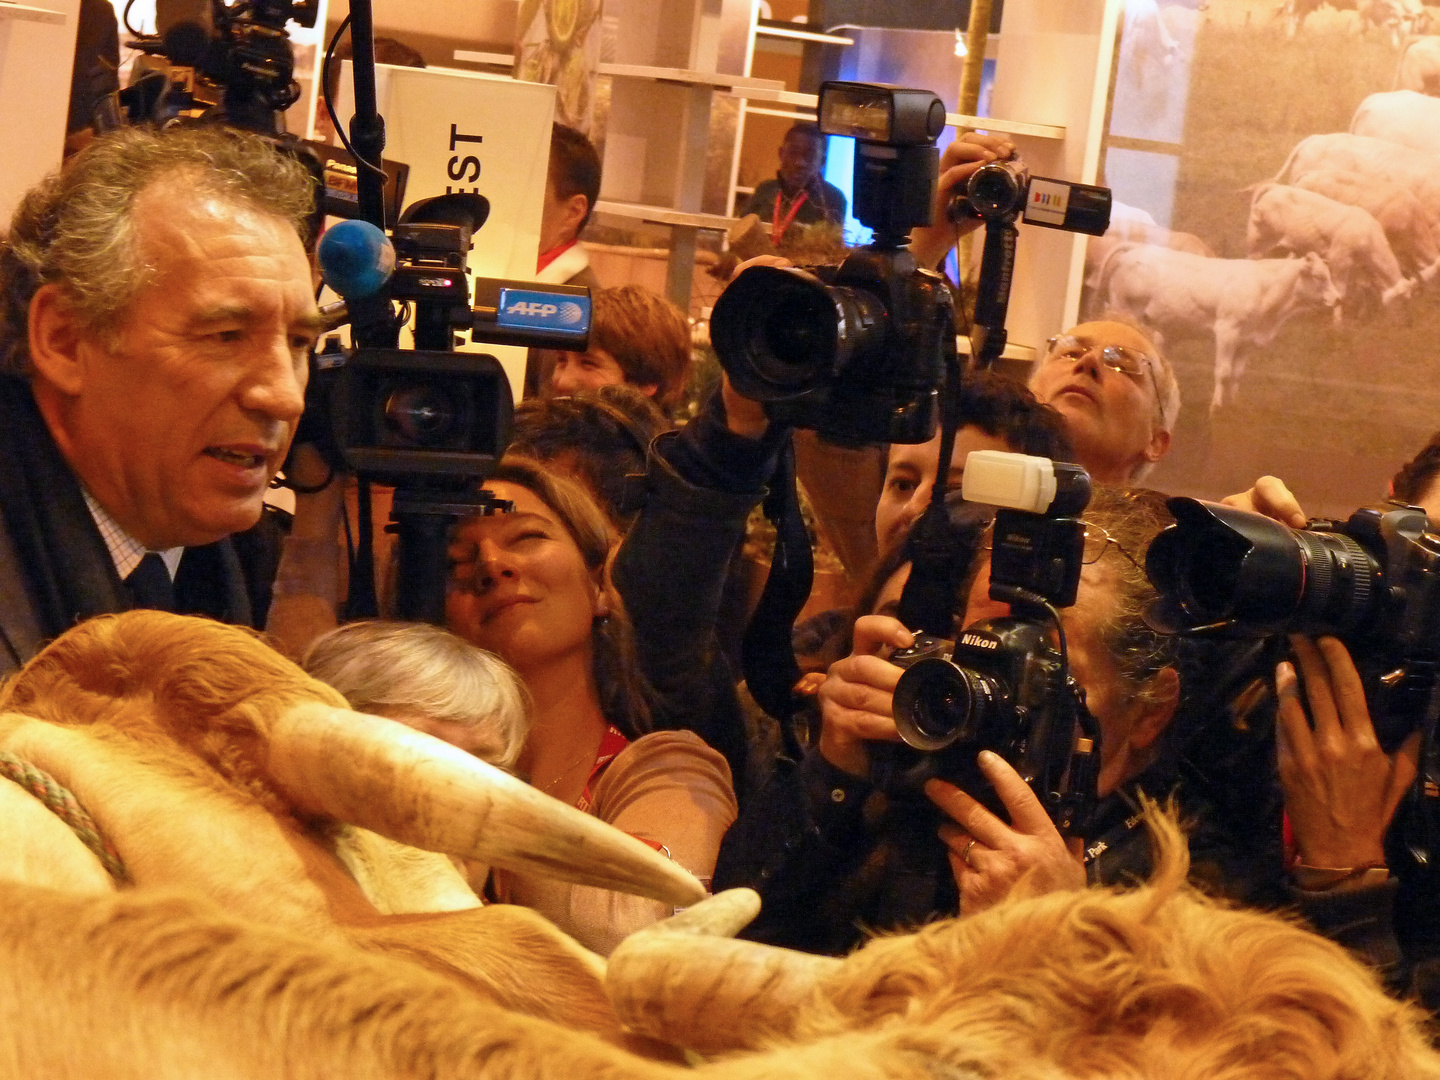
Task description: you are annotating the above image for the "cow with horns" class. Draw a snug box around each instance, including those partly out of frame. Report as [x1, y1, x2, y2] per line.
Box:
[3, 611, 1439, 1078]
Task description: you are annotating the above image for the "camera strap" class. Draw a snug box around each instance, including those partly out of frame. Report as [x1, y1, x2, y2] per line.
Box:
[741, 434, 812, 753]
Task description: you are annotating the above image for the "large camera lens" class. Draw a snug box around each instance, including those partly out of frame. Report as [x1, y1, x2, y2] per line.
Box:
[383, 383, 460, 446]
[710, 264, 886, 401]
[893, 658, 1001, 751]
[1147, 497, 1381, 636]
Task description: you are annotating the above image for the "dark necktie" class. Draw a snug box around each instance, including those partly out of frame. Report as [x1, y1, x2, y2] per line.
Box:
[125, 552, 175, 612]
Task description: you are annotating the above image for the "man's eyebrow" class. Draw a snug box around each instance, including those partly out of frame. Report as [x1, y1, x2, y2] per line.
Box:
[190, 303, 255, 326]
[189, 304, 328, 336]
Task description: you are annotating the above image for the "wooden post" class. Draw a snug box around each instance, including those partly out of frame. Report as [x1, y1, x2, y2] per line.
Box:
[955, 0, 993, 298]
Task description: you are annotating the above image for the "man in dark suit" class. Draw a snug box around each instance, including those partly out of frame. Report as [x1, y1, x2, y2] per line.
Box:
[0, 125, 322, 674]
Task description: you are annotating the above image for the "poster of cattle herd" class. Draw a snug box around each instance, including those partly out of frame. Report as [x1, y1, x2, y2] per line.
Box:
[1087, 0, 1440, 515]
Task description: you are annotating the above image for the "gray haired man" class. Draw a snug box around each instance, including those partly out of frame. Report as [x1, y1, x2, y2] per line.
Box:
[0, 125, 322, 673]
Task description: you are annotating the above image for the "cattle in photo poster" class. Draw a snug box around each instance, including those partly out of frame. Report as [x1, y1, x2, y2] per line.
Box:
[1276, 133, 1440, 222]
[1246, 183, 1416, 316]
[1291, 168, 1440, 282]
[1084, 219, 1215, 297]
[1350, 89, 1440, 154]
[1395, 34, 1440, 93]
[1094, 244, 1339, 413]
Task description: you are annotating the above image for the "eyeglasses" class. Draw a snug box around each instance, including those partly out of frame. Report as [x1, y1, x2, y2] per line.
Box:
[982, 519, 1142, 573]
[1044, 334, 1166, 426]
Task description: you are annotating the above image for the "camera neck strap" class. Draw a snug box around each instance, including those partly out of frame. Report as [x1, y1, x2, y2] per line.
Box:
[741, 434, 812, 753]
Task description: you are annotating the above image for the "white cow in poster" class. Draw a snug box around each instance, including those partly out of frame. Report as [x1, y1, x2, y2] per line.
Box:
[1291, 169, 1440, 282]
[1350, 90, 1440, 155]
[1395, 35, 1440, 94]
[1276, 133, 1440, 224]
[1246, 184, 1415, 316]
[1096, 245, 1340, 413]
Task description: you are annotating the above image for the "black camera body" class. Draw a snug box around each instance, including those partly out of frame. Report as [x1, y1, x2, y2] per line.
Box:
[307, 196, 590, 486]
[1148, 498, 1440, 751]
[709, 247, 953, 445]
[949, 160, 1112, 237]
[890, 622, 1092, 830]
[708, 81, 955, 447]
[881, 452, 1103, 833]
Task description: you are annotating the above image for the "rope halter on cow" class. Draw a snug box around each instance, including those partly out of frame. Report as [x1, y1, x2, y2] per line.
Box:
[0, 750, 130, 884]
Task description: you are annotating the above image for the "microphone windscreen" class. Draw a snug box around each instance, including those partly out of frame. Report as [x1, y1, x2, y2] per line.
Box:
[318, 220, 396, 299]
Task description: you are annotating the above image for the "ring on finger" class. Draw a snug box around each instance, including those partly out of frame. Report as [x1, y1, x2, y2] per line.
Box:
[962, 838, 978, 868]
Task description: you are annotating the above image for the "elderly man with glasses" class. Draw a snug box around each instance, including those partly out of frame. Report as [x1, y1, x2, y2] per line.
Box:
[1027, 318, 1181, 484]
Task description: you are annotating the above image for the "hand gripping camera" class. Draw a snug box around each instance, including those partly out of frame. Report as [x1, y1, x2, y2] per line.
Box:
[1146, 498, 1440, 752]
[885, 451, 1103, 835]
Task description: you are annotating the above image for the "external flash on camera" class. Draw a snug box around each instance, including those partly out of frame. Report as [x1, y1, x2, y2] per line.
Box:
[961, 450, 1092, 518]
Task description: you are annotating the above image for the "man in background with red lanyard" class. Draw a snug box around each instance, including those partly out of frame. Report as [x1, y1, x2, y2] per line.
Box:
[742, 122, 849, 243]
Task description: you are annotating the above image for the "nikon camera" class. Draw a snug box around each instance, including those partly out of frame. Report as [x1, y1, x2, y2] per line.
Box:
[884, 452, 1102, 834]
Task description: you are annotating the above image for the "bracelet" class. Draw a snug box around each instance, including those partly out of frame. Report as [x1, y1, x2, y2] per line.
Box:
[1290, 861, 1390, 892]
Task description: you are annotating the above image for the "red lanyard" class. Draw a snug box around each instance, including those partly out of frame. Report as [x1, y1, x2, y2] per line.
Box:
[574, 724, 629, 814]
[771, 188, 809, 244]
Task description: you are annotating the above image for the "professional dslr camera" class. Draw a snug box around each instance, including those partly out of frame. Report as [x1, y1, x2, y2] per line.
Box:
[709, 82, 956, 446]
[882, 452, 1103, 834]
[1146, 498, 1440, 752]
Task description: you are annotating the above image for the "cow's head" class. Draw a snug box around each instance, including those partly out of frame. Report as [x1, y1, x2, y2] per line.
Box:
[1297, 250, 1342, 322]
[0, 612, 705, 916]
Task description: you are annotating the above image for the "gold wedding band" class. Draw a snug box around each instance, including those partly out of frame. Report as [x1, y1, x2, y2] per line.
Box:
[962, 838, 978, 868]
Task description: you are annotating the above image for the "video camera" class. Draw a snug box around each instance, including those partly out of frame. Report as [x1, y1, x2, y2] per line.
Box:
[288, 3, 592, 626]
[882, 451, 1103, 835]
[1145, 498, 1440, 752]
[709, 82, 956, 446]
[122, 0, 318, 133]
[948, 157, 1112, 366]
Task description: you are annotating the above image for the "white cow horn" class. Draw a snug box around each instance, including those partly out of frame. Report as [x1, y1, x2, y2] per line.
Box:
[267, 702, 705, 907]
[606, 889, 843, 1052]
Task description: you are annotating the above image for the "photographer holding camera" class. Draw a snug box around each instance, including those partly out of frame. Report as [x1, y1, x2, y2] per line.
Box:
[718, 487, 1237, 952]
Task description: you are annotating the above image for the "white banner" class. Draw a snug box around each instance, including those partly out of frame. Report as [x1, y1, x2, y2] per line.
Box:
[339, 62, 557, 398]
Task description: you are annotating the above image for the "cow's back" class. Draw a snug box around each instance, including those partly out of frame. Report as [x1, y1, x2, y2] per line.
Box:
[1350, 90, 1440, 155]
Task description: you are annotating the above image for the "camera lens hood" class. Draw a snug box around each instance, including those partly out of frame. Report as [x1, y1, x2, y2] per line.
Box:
[1145, 497, 1309, 635]
[710, 265, 843, 402]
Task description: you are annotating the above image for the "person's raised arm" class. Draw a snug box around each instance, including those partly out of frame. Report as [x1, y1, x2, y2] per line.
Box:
[266, 443, 346, 657]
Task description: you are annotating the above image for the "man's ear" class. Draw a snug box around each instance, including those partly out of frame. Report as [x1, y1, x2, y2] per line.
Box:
[563, 192, 589, 236]
[27, 284, 89, 396]
[635, 382, 659, 399]
[1129, 666, 1180, 750]
[1143, 425, 1172, 465]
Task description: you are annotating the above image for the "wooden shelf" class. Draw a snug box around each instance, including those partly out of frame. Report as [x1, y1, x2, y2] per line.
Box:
[593, 199, 736, 232]
[729, 85, 1065, 140]
[597, 63, 786, 94]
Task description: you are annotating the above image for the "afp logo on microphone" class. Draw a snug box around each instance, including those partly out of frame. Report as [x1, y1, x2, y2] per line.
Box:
[497, 289, 590, 338]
